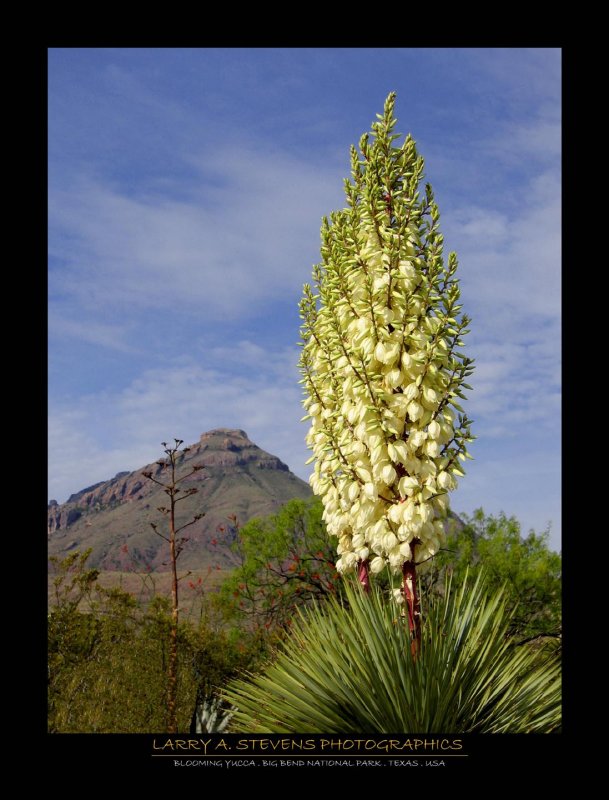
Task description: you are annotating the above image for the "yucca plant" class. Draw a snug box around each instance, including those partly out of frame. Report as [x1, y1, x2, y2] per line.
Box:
[224, 572, 560, 733]
[299, 92, 475, 649]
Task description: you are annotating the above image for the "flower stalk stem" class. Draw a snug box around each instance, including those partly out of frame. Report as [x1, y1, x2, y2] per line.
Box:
[402, 556, 421, 658]
[358, 559, 370, 593]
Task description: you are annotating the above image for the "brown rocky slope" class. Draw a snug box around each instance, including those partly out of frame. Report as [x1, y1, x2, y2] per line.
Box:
[48, 429, 311, 571]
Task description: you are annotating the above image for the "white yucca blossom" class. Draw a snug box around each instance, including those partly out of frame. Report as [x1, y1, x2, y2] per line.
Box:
[299, 93, 474, 582]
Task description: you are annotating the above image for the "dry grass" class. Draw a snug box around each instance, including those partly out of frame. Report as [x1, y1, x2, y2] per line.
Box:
[48, 567, 230, 620]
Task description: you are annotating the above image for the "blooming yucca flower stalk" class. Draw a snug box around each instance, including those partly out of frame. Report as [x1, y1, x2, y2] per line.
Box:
[299, 92, 474, 650]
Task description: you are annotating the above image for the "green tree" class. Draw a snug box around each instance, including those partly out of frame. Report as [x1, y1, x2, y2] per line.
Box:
[216, 497, 341, 633]
[299, 92, 474, 651]
[426, 509, 561, 641]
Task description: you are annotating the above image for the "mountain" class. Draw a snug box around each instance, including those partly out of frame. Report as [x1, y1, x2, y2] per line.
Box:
[48, 429, 311, 571]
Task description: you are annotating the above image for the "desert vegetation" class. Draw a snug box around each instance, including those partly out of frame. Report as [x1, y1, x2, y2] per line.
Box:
[48, 498, 560, 732]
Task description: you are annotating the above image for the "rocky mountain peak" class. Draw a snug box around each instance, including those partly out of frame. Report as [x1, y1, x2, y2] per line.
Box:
[200, 428, 250, 442]
[48, 428, 311, 570]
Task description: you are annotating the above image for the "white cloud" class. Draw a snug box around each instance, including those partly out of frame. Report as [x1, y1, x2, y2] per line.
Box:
[448, 169, 560, 312]
[48, 312, 141, 354]
[48, 409, 129, 502]
[48, 144, 345, 331]
[48, 343, 312, 504]
[456, 209, 508, 245]
[465, 335, 560, 434]
[471, 48, 561, 113]
[439, 160, 560, 434]
[484, 119, 561, 164]
[432, 120, 561, 550]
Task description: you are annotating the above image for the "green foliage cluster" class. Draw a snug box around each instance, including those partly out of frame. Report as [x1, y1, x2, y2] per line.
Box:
[48, 550, 261, 733]
[425, 508, 561, 641]
[216, 498, 342, 632]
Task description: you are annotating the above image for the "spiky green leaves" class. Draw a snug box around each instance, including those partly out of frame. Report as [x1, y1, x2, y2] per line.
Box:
[224, 573, 561, 733]
[299, 92, 474, 577]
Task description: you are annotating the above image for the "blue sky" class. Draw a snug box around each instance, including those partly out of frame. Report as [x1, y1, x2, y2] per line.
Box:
[48, 48, 561, 550]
